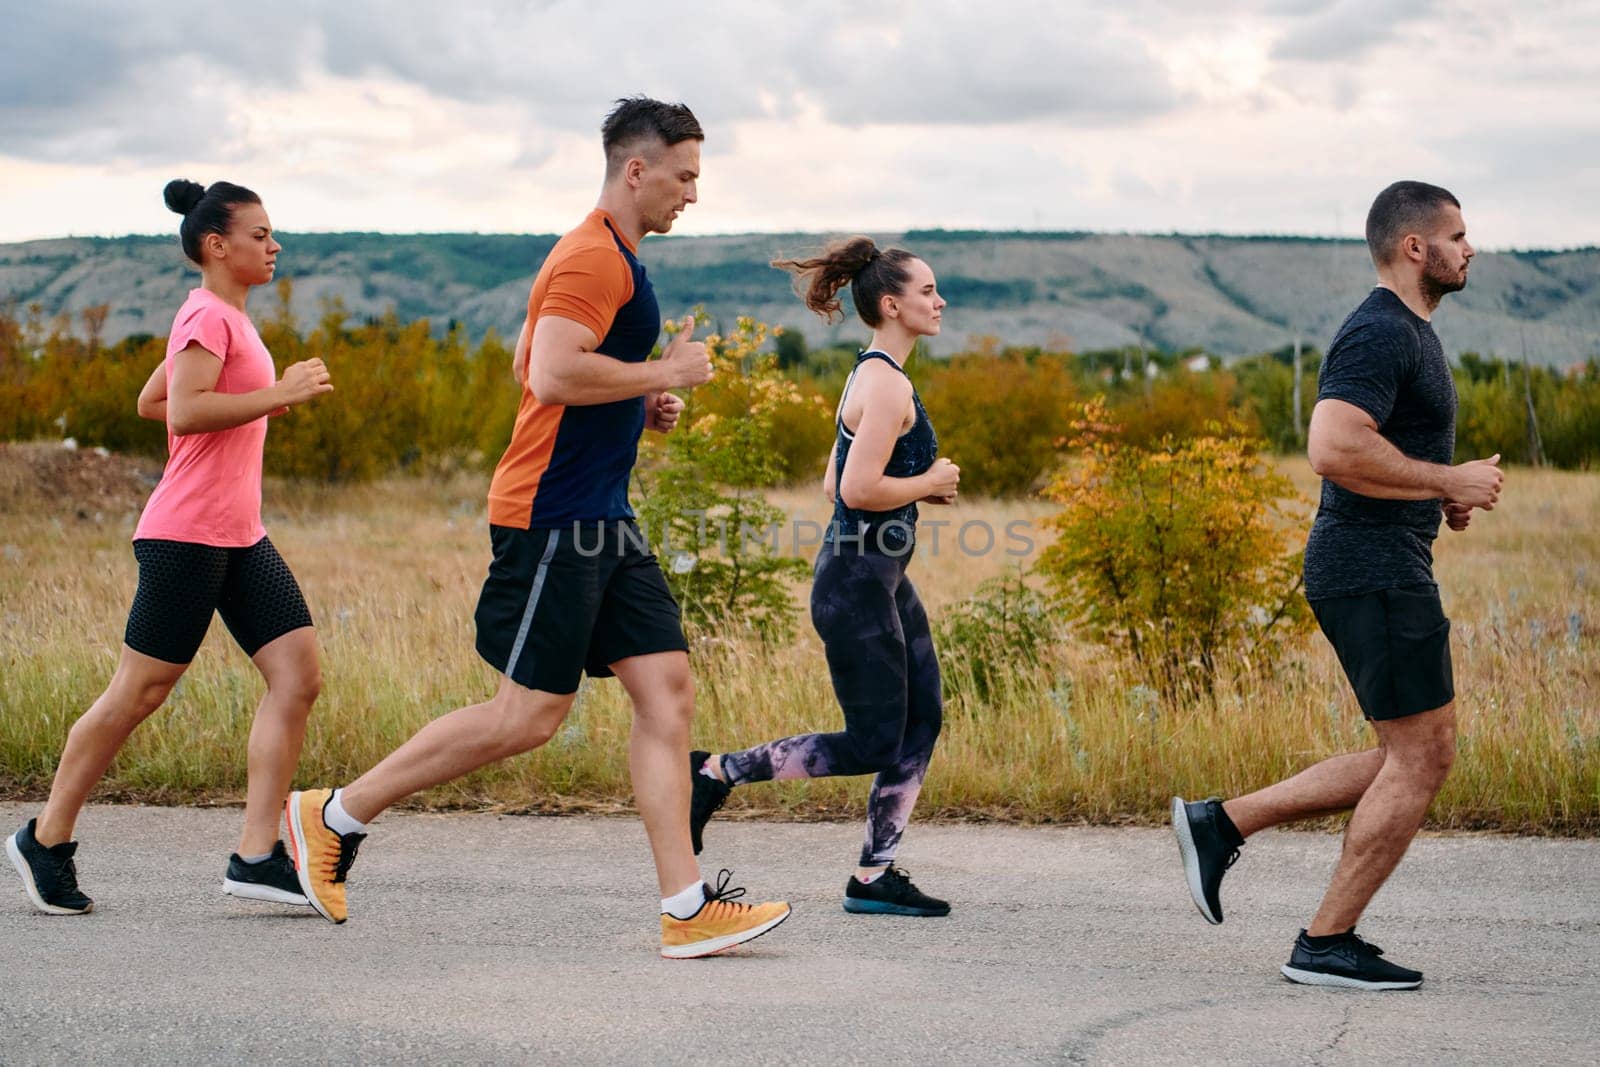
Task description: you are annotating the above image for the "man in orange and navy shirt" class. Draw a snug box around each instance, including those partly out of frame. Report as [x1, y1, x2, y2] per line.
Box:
[490, 202, 667, 527]
[287, 97, 791, 961]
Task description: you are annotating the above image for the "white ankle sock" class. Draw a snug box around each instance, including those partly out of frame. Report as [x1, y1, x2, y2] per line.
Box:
[324, 789, 368, 836]
[238, 851, 272, 864]
[856, 868, 887, 884]
[662, 880, 706, 920]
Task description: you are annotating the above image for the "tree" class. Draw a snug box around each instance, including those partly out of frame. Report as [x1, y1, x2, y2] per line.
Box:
[633, 315, 818, 641]
[1036, 399, 1312, 700]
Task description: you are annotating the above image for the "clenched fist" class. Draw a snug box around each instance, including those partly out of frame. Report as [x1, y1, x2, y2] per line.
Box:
[646, 391, 684, 434]
[923, 457, 960, 503]
[276, 358, 334, 407]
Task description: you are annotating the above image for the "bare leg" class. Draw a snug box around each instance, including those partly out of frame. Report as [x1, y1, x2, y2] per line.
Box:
[610, 651, 700, 897]
[337, 675, 573, 824]
[1223, 748, 1386, 838]
[1306, 702, 1456, 935]
[237, 626, 320, 856]
[34, 646, 186, 846]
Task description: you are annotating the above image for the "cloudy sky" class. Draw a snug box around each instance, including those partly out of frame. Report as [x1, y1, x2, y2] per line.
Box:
[3, 0, 1597, 249]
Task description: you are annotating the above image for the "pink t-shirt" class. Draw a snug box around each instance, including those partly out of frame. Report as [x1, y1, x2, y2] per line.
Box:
[133, 288, 275, 547]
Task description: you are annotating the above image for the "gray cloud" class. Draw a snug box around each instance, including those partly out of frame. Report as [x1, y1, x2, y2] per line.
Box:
[785, 6, 1179, 127]
[1270, 0, 1439, 62]
[1, 0, 1595, 248]
[1430, 119, 1600, 186]
[1, 0, 1182, 168]
[1, 1, 324, 161]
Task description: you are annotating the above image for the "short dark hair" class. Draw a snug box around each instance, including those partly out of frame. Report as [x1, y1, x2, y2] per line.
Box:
[163, 179, 261, 264]
[601, 96, 703, 178]
[1365, 181, 1460, 266]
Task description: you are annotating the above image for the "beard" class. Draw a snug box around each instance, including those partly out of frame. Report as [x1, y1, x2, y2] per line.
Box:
[1420, 242, 1468, 303]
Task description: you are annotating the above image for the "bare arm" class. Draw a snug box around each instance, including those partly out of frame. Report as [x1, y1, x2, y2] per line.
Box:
[837, 365, 959, 511]
[528, 315, 710, 406]
[1307, 398, 1502, 508]
[167, 344, 332, 436]
[822, 441, 838, 502]
[137, 363, 167, 422]
[512, 315, 532, 385]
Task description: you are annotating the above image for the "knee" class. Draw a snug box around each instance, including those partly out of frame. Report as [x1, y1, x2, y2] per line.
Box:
[848, 731, 903, 774]
[96, 676, 173, 728]
[635, 671, 696, 731]
[508, 714, 560, 752]
[1392, 726, 1456, 788]
[917, 704, 944, 745]
[270, 666, 322, 712]
[1423, 734, 1457, 784]
[661, 668, 695, 711]
[131, 678, 174, 717]
[488, 696, 565, 754]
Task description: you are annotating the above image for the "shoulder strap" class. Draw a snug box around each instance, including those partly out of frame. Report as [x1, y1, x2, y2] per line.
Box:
[857, 349, 909, 377]
[837, 351, 914, 437]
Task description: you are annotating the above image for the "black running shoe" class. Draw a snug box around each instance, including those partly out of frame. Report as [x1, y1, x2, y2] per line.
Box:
[223, 840, 310, 906]
[7, 818, 93, 915]
[843, 866, 951, 917]
[1281, 929, 1423, 991]
[689, 750, 730, 856]
[1171, 795, 1241, 924]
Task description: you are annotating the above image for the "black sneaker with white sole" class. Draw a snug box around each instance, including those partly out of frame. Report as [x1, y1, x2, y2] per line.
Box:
[843, 867, 951, 916]
[7, 818, 93, 915]
[689, 750, 731, 856]
[1281, 929, 1423, 991]
[223, 840, 310, 906]
[1171, 795, 1242, 924]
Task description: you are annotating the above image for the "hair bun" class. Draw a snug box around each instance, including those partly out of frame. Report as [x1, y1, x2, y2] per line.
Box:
[163, 179, 205, 216]
[842, 235, 879, 274]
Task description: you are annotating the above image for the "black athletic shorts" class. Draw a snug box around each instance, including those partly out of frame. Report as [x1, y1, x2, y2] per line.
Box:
[1310, 584, 1454, 721]
[474, 520, 689, 695]
[126, 537, 314, 665]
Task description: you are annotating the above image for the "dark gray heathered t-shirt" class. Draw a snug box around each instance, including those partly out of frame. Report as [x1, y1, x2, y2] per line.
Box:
[1303, 287, 1457, 600]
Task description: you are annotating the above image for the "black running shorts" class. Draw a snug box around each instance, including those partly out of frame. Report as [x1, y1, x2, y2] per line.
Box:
[474, 520, 689, 695]
[126, 537, 314, 664]
[1310, 584, 1454, 721]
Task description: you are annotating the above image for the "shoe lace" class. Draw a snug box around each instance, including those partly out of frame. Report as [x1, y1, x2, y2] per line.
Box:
[1345, 930, 1385, 957]
[704, 868, 749, 912]
[880, 865, 913, 887]
[331, 833, 365, 884]
[50, 853, 83, 897]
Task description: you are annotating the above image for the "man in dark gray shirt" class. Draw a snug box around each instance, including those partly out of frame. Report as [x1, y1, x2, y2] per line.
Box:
[1171, 181, 1504, 990]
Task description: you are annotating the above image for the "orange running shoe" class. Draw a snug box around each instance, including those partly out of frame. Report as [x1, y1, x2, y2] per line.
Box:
[285, 788, 365, 924]
[660, 869, 791, 959]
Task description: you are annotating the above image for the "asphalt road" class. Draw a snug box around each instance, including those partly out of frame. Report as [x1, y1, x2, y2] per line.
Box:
[2, 803, 1596, 1065]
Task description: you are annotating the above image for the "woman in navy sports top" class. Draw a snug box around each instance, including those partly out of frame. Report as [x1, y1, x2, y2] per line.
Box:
[689, 236, 961, 916]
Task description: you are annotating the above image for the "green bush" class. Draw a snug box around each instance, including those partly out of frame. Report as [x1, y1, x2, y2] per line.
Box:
[1035, 399, 1313, 700]
[633, 316, 813, 641]
[935, 571, 1061, 704]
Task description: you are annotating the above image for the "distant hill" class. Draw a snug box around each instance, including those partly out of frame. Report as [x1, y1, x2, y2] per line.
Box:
[4, 230, 1597, 366]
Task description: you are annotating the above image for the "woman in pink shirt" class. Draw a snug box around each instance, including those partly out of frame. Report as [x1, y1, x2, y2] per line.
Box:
[7, 179, 333, 916]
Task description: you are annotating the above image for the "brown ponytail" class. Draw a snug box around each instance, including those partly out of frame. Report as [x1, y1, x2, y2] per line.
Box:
[772, 236, 917, 327]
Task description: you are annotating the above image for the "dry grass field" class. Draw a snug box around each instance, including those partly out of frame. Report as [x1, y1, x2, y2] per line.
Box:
[1, 443, 1595, 832]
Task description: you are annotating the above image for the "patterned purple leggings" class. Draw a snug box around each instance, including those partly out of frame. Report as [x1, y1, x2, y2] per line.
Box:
[721, 545, 942, 867]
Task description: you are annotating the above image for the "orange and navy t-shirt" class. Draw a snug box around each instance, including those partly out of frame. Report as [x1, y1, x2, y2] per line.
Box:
[487, 209, 661, 529]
